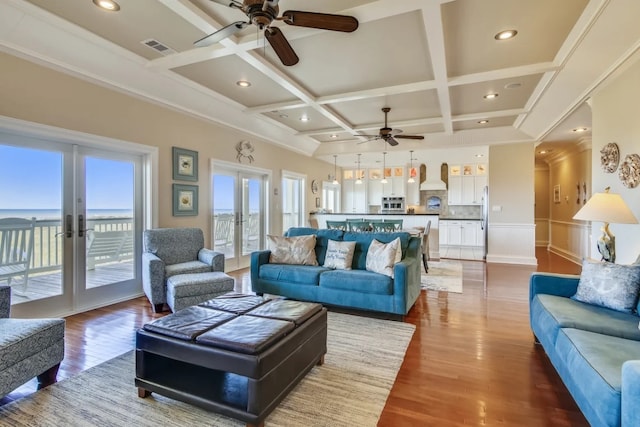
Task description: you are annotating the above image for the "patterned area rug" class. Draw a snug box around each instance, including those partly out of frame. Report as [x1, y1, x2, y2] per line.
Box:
[420, 260, 463, 293]
[0, 312, 415, 427]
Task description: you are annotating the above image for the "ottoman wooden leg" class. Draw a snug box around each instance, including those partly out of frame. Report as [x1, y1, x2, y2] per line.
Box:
[317, 354, 325, 366]
[247, 423, 264, 427]
[37, 363, 60, 389]
[152, 303, 165, 313]
[138, 387, 152, 398]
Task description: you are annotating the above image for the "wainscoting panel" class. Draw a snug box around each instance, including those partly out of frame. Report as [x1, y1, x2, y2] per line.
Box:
[535, 217, 549, 247]
[548, 220, 590, 264]
[486, 223, 537, 265]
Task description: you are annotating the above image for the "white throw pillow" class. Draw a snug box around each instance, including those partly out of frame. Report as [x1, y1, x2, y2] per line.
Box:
[267, 234, 318, 265]
[365, 238, 401, 278]
[323, 240, 356, 270]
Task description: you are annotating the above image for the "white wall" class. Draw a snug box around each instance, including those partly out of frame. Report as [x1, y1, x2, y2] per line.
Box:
[590, 56, 640, 264]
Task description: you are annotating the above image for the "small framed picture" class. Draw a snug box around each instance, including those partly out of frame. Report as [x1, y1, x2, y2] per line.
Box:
[315, 197, 321, 208]
[172, 147, 198, 181]
[450, 165, 461, 176]
[173, 184, 199, 216]
[553, 185, 561, 203]
[463, 165, 473, 175]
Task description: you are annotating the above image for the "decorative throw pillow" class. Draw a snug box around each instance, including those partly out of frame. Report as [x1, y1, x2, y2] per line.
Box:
[323, 240, 356, 270]
[571, 259, 640, 313]
[365, 238, 401, 278]
[267, 234, 318, 265]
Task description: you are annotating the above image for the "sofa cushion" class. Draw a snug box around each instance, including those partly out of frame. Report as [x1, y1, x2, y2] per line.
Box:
[366, 238, 401, 278]
[285, 228, 344, 265]
[259, 264, 329, 285]
[319, 269, 393, 295]
[267, 234, 318, 265]
[531, 294, 640, 349]
[572, 259, 640, 314]
[554, 328, 640, 427]
[323, 240, 356, 270]
[343, 232, 410, 270]
[165, 260, 211, 278]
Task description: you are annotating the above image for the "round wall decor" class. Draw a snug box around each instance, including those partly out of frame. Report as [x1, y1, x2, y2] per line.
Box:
[236, 140, 255, 163]
[600, 142, 620, 173]
[619, 153, 640, 188]
[311, 180, 319, 194]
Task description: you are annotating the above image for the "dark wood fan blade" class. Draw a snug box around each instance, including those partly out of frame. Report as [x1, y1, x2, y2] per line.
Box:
[194, 21, 248, 47]
[395, 135, 425, 140]
[281, 11, 359, 32]
[387, 137, 399, 146]
[265, 27, 299, 66]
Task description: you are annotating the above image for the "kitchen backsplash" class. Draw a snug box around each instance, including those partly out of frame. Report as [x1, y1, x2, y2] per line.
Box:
[413, 190, 481, 218]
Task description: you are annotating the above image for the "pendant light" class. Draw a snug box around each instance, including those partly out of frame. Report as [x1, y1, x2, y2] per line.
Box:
[380, 152, 388, 184]
[355, 154, 363, 185]
[407, 150, 416, 183]
[332, 155, 339, 185]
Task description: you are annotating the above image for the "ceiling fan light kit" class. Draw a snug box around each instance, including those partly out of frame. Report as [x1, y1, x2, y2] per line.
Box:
[198, 0, 359, 66]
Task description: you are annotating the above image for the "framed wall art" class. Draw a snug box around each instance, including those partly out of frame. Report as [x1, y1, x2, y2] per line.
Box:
[172, 147, 198, 181]
[173, 184, 199, 216]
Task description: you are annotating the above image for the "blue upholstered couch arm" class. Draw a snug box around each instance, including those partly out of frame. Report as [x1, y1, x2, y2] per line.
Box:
[529, 272, 580, 303]
[0, 285, 10, 318]
[251, 250, 271, 292]
[142, 252, 166, 305]
[392, 236, 421, 313]
[622, 360, 640, 427]
[199, 249, 224, 272]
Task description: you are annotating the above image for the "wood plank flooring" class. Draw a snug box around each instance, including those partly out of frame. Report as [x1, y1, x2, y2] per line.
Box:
[1, 248, 588, 426]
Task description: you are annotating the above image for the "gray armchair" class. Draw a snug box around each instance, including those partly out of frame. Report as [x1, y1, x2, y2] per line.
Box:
[0, 285, 65, 398]
[142, 228, 224, 312]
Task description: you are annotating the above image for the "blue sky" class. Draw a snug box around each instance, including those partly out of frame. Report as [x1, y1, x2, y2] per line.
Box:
[0, 145, 133, 210]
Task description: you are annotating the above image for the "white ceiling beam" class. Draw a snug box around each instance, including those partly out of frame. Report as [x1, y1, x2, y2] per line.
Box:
[448, 62, 559, 86]
[452, 109, 528, 122]
[316, 80, 438, 105]
[420, 3, 453, 135]
[245, 100, 309, 114]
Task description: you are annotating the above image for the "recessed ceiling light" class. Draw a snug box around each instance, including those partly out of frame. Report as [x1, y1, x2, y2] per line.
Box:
[279, 113, 288, 118]
[475, 154, 484, 158]
[478, 120, 489, 124]
[483, 93, 499, 100]
[93, 0, 120, 11]
[330, 134, 338, 139]
[495, 29, 517, 40]
[236, 80, 251, 88]
[505, 82, 522, 89]
[300, 115, 310, 122]
[572, 127, 588, 133]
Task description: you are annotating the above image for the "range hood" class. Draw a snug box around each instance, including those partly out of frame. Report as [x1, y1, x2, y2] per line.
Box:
[420, 180, 447, 190]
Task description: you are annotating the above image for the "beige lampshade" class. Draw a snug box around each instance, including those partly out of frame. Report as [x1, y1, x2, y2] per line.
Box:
[573, 191, 638, 224]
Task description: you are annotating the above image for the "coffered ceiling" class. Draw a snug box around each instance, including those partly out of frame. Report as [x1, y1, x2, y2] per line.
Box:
[2, 0, 640, 166]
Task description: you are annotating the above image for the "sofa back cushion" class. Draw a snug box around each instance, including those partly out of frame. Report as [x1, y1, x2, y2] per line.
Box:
[572, 259, 640, 314]
[343, 232, 410, 271]
[143, 228, 204, 266]
[267, 235, 318, 265]
[285, 227, 344, 265]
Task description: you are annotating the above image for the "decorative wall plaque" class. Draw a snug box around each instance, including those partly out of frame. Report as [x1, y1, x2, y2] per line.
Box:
[619, 153, 640, 188]
[600, 142, 620, 173]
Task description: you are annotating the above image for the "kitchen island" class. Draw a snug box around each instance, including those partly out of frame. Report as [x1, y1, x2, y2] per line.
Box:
[312, 213, 440, 259]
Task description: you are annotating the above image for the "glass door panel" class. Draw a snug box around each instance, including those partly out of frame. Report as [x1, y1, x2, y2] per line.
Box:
[241, 175, 263, 262]
[212, 172, 236, 261]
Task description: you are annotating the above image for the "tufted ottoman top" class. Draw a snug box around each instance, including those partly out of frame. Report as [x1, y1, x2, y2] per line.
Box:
[142, 293, 323, 355]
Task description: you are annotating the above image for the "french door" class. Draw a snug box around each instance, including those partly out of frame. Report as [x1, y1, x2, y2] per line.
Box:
[212, 162, 269, 271]
[0, 136, 143, 317]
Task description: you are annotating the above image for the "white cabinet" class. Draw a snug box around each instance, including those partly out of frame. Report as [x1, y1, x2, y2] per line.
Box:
[368, 179, 383, 208]
[342, 179, 366, 213]
[440, 220, 483, 247]
[382, 176, 405, 197]
[449, 176, 486, 205]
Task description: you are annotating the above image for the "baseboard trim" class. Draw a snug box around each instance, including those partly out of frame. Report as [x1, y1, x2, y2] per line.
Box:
[486, 254, 538, 265]
[548, 245, 583, 265]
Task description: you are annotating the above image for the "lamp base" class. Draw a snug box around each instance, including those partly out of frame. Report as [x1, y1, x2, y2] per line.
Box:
[596, 222, 616, 263]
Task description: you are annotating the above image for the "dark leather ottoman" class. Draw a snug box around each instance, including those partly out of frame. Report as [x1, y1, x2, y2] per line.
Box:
[135, 293, 327, 427]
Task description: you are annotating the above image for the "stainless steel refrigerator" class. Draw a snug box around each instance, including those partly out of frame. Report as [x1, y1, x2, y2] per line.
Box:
[481, 185, 489, 260]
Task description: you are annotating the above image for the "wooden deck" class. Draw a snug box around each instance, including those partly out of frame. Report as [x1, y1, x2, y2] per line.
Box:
[7, 261, 134, 305]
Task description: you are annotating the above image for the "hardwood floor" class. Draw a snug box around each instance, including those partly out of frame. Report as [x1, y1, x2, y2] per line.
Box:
[1, 248, 587, 426]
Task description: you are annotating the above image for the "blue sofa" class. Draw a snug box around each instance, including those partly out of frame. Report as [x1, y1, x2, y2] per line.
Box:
[529, 273, 640, 427]
[251, 228, 421, 316]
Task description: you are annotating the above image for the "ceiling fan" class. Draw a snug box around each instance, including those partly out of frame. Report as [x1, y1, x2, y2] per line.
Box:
[195, 0, 359, 66]
[356, 107, 425, 146]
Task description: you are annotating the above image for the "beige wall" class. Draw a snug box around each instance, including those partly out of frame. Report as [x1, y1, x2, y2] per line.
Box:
[0, 52, 335, 244]
[591, 56, 640, 264]
[486, 142, 537, 264]
[535, 164, 550, 246]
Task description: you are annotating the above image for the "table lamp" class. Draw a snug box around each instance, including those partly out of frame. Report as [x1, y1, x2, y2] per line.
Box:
[573, 187, 638, 263]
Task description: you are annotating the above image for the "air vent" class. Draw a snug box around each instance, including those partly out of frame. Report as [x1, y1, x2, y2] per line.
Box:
[141, 38, 176, 55]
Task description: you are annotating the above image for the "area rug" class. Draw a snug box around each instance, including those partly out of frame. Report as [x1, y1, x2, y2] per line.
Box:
[420, 260, 463, 293]
[0, 312, 415, 427]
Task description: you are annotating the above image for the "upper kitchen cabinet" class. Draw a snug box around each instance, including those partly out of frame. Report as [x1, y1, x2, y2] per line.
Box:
[448, 163, 488, 205]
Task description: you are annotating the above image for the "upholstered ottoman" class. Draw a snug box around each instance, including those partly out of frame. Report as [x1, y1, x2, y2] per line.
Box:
[166, 271, 234, 312]
[135, 293, 327, 427]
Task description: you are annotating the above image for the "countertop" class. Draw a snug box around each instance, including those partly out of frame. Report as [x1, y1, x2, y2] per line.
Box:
[312, 212, 439, 216]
